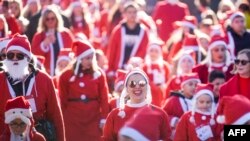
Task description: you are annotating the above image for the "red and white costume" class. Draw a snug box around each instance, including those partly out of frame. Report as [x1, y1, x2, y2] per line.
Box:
[31, 29, 73, 76]
[193, 35, 234, 83]
[107, 22, 149, 75]
[174, 84, 218, 141]
[58, 40, 109, 141]
[0, 96, 46, 141]
[119, 105, 171, 141]
[0, 34, 65, 141]
[152, 1, 189, 42]
[103, 102, 148, 141]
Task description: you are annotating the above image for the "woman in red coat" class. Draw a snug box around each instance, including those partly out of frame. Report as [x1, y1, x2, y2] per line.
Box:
[103, 68, 172, 141]
[31, 5, 73, 76]
[193, 35, 234, 83]
[220, 49, 250, 100]
[58, 40, 109, 141]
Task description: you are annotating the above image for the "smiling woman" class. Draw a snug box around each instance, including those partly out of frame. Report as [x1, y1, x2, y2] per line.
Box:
[220, 49, 250, 100]
[103, 68, 171, 141]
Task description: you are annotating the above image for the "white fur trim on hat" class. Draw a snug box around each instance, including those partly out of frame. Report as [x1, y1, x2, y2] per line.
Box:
[119, 127, 150, 141]
[183, 46, 199, 52]
[0, 39, 10, 51]
[181, 21, 196, 29]
[7, 46, 31, 58]
[194, 90, 214, 100]
[56, 56, 71, 64]
[77, 48, 95, 61]
[5, 108, 32, 125]
[181, 78, 200, 88]
[208, 41, 227, 50]
[233, 112, 250, 125]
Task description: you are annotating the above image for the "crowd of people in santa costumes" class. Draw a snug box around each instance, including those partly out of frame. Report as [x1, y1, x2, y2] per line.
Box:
[1, 0, 250, 141]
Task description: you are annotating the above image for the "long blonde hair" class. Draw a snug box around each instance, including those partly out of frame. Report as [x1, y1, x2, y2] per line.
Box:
[37, 4, 64, 32]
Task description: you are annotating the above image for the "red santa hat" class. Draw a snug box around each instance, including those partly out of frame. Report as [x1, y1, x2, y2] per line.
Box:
[6, 34, 31, 58]
[190, 83, 215, 125]
[176, 15, 198, 29]
[114, 69, 127, 92]
[180, 73, 200, 88]
[0, 37, 11, 52]
[5, 96, 32, 126]
[206, 35, 231, 72]
[119, 106, 165, 141]
[70, 0, 85, 8]
[70, 40, 95, 81]
[217, 95, 250, 125]
[56, 48, 73, 65]
[118, 68, 151, 118]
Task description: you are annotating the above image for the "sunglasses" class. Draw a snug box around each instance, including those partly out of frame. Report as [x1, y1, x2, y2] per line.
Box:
[234, 59, 250, 66]
[46, 17, 56, 22]
[9, 122, 26, 128]
[6, 52, 26, 60]
[128, 80, 147, 88]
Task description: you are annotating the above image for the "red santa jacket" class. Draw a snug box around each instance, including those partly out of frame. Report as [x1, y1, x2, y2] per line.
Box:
[31, 29, 73, 76]
[108, 98, 119, 112]
[58, 69, 109, 141]
[152, 1, 189, 42]
[219, 74, 250, 100]
[143, 63, 170, 106]
[192, 63, 234, 83]
[0, 70, 65, 141]
[174, 111, 218, 141]
[106, 23, 149, 75]
[162, 92, 191, 128]
[103, 102, 148, 141]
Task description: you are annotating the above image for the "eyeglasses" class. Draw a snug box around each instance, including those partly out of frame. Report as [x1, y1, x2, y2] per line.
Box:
[46, 17, 56, 22]
[0, 53, 6, 60]
[6, 52, 26, 60]
[235, 59, 250, 66]
[9, 122, 27, 128]
[128, 80, 147, 88]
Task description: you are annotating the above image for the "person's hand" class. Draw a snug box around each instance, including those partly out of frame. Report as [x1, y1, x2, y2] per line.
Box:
[43, 33, 56, 46]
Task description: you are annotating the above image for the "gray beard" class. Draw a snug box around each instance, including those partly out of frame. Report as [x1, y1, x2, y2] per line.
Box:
[2, 58, 30, 81]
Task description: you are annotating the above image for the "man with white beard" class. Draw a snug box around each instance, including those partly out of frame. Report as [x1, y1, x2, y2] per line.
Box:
[0, 34, 66, 141]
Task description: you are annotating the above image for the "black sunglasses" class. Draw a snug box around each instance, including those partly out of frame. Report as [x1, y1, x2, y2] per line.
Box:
[235, 59, 250, 66]
[128, 80, 147, 88]
[6, 52, 26, 60]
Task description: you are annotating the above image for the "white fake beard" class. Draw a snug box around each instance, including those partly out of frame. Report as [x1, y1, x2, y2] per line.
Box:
[168, 0, 178, 5]
[3, 58, 30, 81]
[55, 67, 62, 76]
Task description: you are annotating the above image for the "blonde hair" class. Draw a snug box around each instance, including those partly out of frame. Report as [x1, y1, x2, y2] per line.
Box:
[37, 4, 64, 32]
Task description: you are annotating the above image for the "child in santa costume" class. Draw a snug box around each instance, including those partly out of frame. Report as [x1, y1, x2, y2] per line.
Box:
[31, 5, 74, 76]
[103, 68, 153, 141]
[174, 83, 218, 141]
[220, 49, 250, 100]
[108, 69, 127, 112]
[119, 105, 171, 141]
[193, 35, 234, 83]
[0, 96, 45, 141]
[58, 39, 109, 141]
[165, 52, 195, 99]
[216, 95, 250, 140]
[162, 73, 200, 139]
[0, 34, 65, 141]
[143, 39, 171, 106]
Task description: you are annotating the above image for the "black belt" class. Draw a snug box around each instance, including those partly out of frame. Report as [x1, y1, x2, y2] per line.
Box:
[68, 97, 98, 103]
